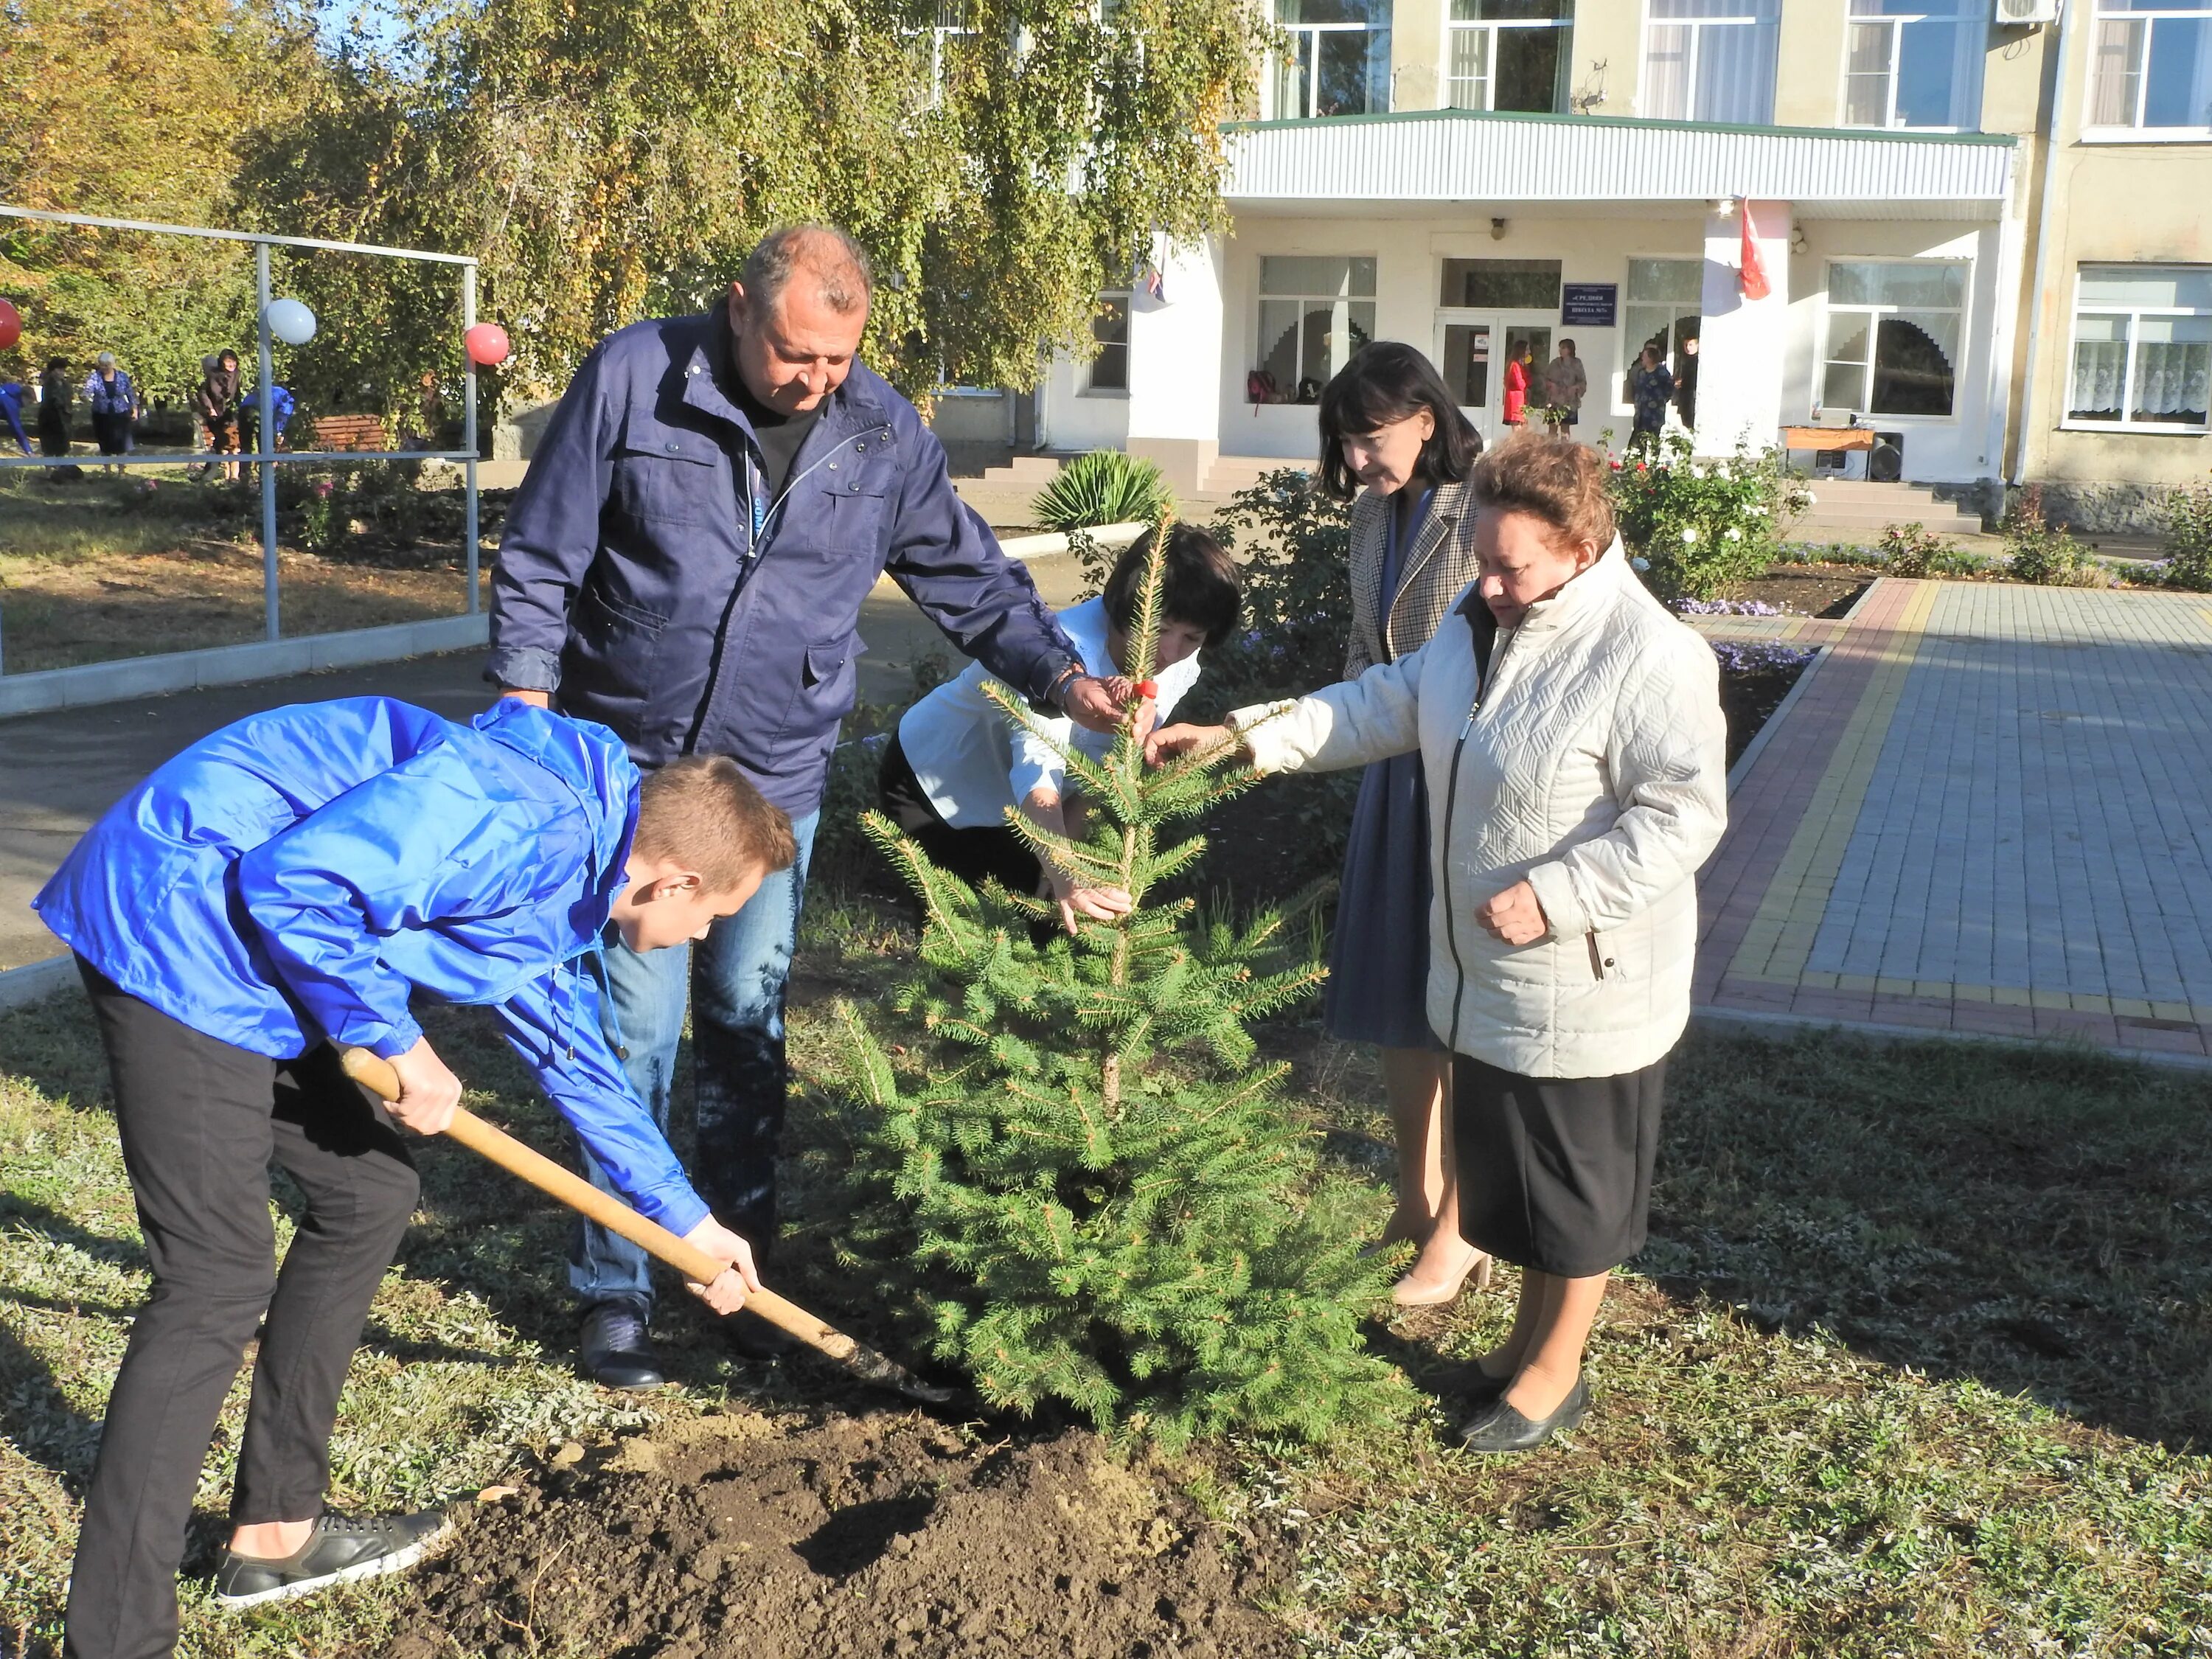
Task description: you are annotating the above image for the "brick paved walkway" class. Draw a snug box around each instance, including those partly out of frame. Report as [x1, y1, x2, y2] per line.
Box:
[1695, 578, 2212, 1060]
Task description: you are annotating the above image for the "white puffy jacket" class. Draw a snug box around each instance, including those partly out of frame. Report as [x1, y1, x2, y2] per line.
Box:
[1234, 540, 1727, 1079]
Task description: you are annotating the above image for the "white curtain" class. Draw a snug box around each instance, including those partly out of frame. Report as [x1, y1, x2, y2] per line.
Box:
[2071, 339, 2127, 416]
[1694, 17, 1778, 124]
[2133, 341, 2212, 420]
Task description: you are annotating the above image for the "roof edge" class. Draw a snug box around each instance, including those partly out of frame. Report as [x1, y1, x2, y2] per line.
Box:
[1222, 106, 2019, 148]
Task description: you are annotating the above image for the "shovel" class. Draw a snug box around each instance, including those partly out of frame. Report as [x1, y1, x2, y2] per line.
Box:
[338, 1046, 953, 1405]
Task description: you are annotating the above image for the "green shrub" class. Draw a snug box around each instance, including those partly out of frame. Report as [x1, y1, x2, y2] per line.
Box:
[2002, 487, 2103, 587]
[1032, 449, 1175, 532]
[1878, 521, 1985, 579]
[1610, 434, 1812, 599]
[2160, 472, 2212, 592]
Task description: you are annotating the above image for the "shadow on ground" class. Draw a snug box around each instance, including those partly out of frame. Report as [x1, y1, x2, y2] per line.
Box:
[1644, 1029, 2212, 1449]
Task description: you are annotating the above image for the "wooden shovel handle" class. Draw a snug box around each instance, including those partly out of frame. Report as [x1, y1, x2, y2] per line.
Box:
[338, 1046, 863, 1365]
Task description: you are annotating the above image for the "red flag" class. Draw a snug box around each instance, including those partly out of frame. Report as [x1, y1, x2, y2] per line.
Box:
[1739, 201, 1771, 302]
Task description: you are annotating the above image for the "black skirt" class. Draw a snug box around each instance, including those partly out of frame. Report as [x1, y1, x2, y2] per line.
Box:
[1452, 1053, 1669, 1278]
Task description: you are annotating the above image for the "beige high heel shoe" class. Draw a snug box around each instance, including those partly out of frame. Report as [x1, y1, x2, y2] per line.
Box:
[1391, 1248, 1494, 1308]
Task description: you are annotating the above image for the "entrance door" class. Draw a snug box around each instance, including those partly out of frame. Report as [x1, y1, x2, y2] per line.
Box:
[1438, 313, 1554, 445]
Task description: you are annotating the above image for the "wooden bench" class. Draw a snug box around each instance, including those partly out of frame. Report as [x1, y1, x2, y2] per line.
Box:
[310, 414, 389, 452]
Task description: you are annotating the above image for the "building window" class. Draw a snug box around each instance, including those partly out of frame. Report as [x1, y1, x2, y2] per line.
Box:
[2087, 0, 2212, 136]
[2067, 265, 2212, 430]
[1447, 0, 1573, 114]
[1621, 257, 1703, 402]
[1087, 292, 1131, 393]
[1439, 258, 1564, 309]
[1271, 0, 1392, 119]
[1820, 260, 1966, 419]
[1842, 0, 1984, 130]
[912, 1, 976, 105]
[1255, 256, 1376, 402]
[1642, 0, 1778, 125]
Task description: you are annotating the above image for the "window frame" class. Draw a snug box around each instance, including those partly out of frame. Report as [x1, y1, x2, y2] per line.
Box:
[2061, 265, 2212, 434]
[1638, 0, 1780, 125]
[1085, 290, 1133, 397]
[1836, 0, 1985, 132]
[1268, 2, 1392, 119]
[2081, 0, 2212, 142]
[1253, 254, 1379, 403]
[1444, 1, 1574, 114]
[1815, 257, 1972, 423]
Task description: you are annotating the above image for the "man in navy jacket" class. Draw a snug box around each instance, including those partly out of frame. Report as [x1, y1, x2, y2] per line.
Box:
[36, 696, 790, 1656]
[487, 223, 1127, 1384]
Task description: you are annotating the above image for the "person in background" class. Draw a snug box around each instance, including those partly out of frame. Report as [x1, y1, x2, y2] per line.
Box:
[239, 381, 296, 459]
[1502, 341, 1533, 428]
[1628, 344, 1673, 456]
[488, 222, 1133, 1389]
[1674, 335, 1700, 434]
[1148, 434, 1727, 1453]
[0, 378, 30, 456]
[85, 351, 139, 473]
[1542, 339, 1587, 435]
[1313, 341, 1490, 1310]
[38, 357, 74, 456]
[195, 349, 244, 481]
[880, 523, 1242, 936]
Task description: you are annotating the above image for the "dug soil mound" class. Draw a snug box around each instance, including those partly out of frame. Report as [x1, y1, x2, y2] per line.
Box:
[373, 1407, 1295, 1659]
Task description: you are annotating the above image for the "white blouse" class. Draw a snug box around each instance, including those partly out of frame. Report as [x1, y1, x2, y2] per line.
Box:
[897, 595, 1202, 829]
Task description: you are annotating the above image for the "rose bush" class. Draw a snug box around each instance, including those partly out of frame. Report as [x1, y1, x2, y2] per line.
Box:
[1610, 434, 1812, 600]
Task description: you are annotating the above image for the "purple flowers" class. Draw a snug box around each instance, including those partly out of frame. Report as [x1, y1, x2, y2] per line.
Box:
[1674, 597, 1788, 617]
[1711, 640, 1817, 675]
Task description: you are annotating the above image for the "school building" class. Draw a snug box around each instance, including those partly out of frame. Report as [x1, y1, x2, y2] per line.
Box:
[946, 0, 2212, 531]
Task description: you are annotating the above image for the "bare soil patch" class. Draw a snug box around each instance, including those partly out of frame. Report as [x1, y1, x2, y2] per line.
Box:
[0, 543, 486, 673]
[371, 1409, 1293, 1659]
[1719, 564, 1874, 617]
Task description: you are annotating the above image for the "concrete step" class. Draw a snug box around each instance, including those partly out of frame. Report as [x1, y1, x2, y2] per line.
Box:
[1202, 455, 1308, 494]
[979, 454, 1070, 484]
[1794, 506, 1986, 534]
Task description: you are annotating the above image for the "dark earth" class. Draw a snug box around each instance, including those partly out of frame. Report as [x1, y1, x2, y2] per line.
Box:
[365, 1409, 1295, 1659]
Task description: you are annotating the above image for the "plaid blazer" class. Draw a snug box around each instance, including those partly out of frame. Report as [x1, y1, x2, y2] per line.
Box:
[1343, 478, 1482, 680]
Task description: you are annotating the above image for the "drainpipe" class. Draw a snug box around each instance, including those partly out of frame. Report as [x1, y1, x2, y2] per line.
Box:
[2009, 6, 2071, 487]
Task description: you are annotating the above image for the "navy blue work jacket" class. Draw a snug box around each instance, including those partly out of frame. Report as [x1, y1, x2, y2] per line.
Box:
[486, 306, 1082, 815]
[35, 697, 711, 1234]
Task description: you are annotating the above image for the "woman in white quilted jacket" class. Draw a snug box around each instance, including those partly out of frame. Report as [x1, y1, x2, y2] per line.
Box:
[1148, 435, 1727, 1453]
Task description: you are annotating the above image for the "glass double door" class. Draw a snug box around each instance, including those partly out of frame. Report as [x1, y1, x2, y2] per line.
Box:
[1436, 311, 1554, 445]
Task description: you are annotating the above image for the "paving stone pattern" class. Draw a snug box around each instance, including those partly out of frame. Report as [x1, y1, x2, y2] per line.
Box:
[1694, 579, 2212, 1058]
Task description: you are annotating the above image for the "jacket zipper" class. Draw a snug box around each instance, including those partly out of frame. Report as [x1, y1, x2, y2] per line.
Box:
[1439, 622, 1517, 1051]
[751, 425, 883, 556]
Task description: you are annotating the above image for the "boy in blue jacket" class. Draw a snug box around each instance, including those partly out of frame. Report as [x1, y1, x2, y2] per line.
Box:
[35, 695, 796, 1659]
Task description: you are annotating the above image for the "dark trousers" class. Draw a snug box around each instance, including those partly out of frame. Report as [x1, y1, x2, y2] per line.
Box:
[64, 962, 420, 1659]
[876, 731, 1049, 905]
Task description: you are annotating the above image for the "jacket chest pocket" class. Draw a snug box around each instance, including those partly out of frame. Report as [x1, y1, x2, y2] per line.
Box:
[818, 484, 886, 553]
[612, 435, 725, 527]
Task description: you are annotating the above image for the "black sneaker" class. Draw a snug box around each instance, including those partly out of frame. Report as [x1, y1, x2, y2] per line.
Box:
[580, 1298, 665, 1389]
[213, 1509, 451, 1608]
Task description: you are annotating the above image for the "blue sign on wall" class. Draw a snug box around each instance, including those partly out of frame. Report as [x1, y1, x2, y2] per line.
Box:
[1561, 283, 1618, 327]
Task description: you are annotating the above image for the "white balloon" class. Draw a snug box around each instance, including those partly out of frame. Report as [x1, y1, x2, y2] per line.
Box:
[265, 299, 318, 346]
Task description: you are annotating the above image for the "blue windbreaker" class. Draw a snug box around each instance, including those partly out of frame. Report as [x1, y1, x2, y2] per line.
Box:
[0, 383, 28, 454]
[35, 695, 710, 1234]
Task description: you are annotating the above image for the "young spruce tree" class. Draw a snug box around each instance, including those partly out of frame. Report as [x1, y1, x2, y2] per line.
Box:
[823, 525, 1401, 1448]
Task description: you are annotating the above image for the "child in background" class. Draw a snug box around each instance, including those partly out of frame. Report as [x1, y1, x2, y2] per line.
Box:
[36, 695, 795, 1658]
[879, 524, 1242, 933]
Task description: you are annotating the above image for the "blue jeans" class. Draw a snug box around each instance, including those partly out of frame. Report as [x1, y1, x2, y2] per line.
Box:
[567, 809, 818, 1312]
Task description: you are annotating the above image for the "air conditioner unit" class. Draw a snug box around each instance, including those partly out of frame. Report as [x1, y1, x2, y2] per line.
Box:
[1995, 0, 2059, 27]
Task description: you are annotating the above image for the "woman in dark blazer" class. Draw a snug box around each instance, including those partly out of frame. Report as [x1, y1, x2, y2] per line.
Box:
[1315, 342, 1488, 1307]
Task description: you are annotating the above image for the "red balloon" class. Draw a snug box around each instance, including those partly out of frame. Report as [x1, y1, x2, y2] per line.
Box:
[464, 322, 510, 368]
[0, 299, 20, 351]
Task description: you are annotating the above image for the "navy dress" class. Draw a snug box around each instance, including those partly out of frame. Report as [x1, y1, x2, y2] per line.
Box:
[1323, 490, 1445, 1052]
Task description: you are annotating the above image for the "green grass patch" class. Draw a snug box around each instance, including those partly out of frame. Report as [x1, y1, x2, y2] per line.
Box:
[4, 908, 2209, 1656]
